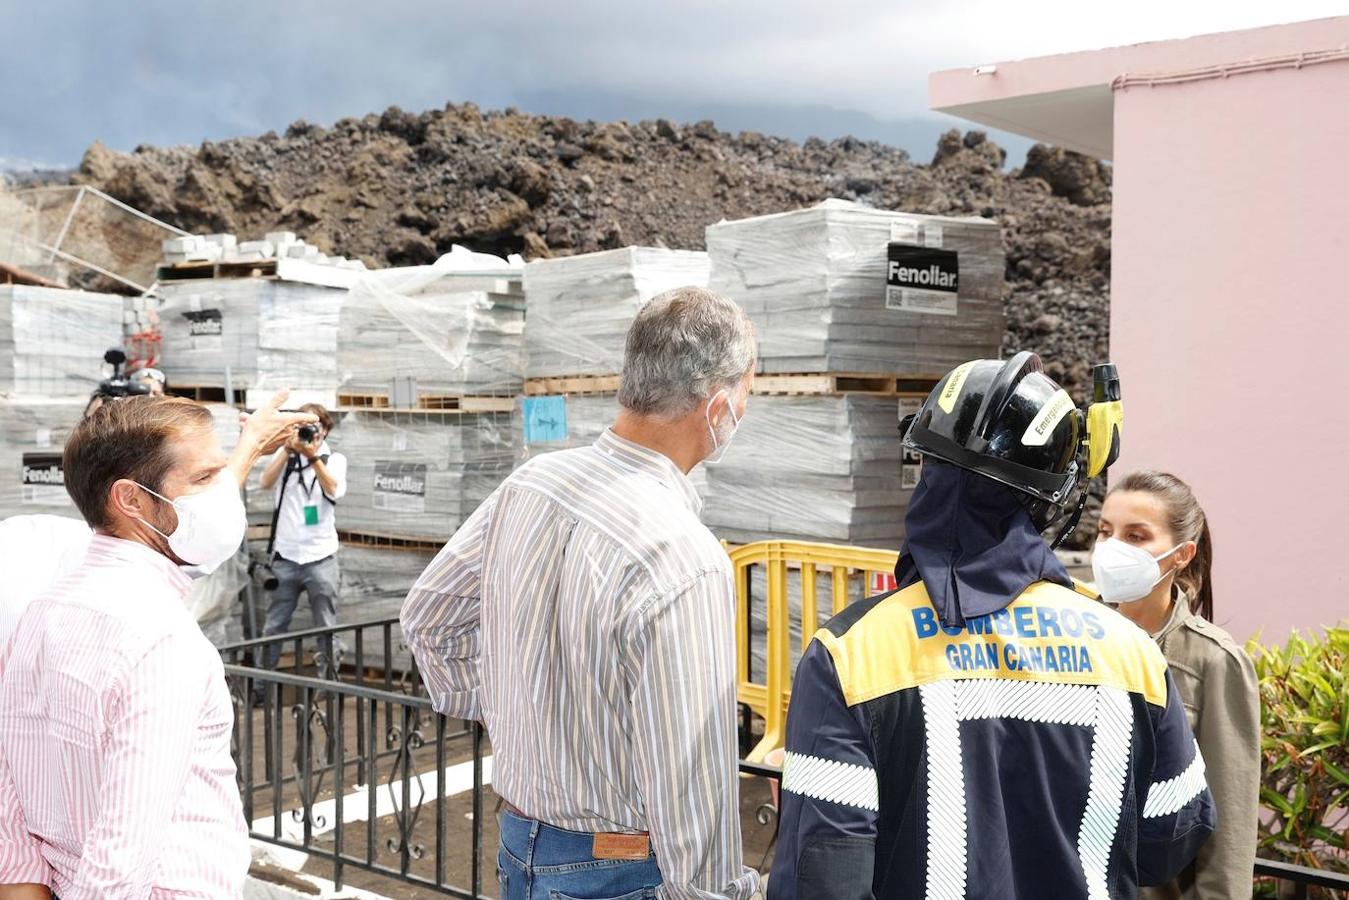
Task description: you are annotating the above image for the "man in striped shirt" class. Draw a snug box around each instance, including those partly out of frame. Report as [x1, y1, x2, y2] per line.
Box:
[402, 286, 761, 900]
[0, 396, 308, 900]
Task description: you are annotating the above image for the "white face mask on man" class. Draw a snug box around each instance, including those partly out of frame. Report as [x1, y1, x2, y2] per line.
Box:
[1091, 538, 1185, 605]
[136, 472, 247, 573]
[704, 388, 742, 465]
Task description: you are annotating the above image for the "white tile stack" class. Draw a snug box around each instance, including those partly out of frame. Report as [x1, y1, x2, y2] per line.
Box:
[336, 409, 513, 540]
[700, 394, 913, 548]
[339, 249, 526, 399]
[122, 294, 160, 344]
[161, 232, 366, 270]
[156, 278, 345, 391]
[706, 199, 1005, 374]
[523, 247, 710, 378]
[0, 397, 87, 520]
[0, 286, 125, 396]
[692, 200, 1005, 549]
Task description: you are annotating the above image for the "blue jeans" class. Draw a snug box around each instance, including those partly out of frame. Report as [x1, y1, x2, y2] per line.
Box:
[262, 555, 341, 673]
[498, 809, 662, 900]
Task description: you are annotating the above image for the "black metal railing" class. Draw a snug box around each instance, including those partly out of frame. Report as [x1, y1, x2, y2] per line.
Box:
[1254, 858, 1349, 899]
[221, 619, 491, 897]
[221, 618, 1349, 899]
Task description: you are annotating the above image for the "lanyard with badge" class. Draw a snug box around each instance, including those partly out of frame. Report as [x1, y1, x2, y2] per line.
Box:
[294, 454, 329, 526]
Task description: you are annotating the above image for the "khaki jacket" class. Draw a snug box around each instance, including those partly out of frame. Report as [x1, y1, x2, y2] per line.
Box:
[1139, 593, 1261, 900]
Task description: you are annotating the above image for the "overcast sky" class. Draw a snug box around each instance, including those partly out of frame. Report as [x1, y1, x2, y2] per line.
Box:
[1, 1, 1343, 170]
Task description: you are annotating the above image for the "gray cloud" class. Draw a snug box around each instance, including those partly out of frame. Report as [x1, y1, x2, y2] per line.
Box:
[1, 0, 1339, 168]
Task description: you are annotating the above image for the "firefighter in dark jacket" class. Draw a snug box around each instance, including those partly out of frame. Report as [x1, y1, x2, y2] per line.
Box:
[769, 353, 1215, 900]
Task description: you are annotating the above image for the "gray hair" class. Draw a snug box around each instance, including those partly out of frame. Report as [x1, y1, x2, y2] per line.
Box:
[618, 286, 757, 418]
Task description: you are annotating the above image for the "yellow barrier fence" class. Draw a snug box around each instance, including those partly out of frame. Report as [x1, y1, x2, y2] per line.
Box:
[727, 540, 900, 762]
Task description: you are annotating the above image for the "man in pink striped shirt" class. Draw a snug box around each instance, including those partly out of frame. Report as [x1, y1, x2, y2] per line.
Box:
[0, 395, 311, 900]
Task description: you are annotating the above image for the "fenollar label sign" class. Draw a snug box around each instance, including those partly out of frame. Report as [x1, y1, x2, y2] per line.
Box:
[372, 461, 428, 513]
[21, 452, 67, 506]
[182, 308, 224, 336]
[886, 244, 960, 316]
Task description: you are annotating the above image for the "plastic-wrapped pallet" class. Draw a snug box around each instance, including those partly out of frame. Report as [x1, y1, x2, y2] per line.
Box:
[514, 393, 617, 463]
[513, 391, 710, 497]
[0, 286, 124, 396]
[701, 394, 911, 548]
[523, 247, 710, 378]
[256, 282, 343, 391]
[340, 249, 526, 397]
[339, 410, 513, 540]
[707, 199, 1005, 374]
[157, 279, 344, 390]
[335, 544, 436, 670]
[190, 548, 247, 647]
[744, 564, 869, 681]
[0, 398, 86, 520]
[157, 280, 262, 386]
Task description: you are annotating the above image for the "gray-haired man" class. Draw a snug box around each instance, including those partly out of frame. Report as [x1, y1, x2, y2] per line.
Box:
[402, 286, 760, 900]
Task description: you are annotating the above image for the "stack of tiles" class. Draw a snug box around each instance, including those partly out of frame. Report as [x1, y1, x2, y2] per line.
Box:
[337, 409, 513, 540]
[523, 247, 709, 378]
[700, 394, 912, 549]
[0, 397, 87, 519]
[706, 199, 1005, 374]
[0, 286, 124, 396]
[157, 278, 345, 391]
[339, 260, 525, 398]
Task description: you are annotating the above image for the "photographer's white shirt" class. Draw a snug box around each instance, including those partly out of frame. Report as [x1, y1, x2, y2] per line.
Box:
[272, 442, 347, 565]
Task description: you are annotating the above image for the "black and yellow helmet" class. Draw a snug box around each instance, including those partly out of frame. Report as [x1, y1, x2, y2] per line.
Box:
[902, 351, 1123, 543]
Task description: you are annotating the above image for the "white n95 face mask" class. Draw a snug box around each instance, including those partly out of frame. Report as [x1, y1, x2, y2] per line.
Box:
[137, 472, 247, 571]
[1091, 537, 1184, 605]
[704, 389, 742, 465]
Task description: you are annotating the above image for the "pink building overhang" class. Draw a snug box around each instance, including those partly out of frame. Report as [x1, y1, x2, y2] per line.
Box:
[928, 16, 1349, 160]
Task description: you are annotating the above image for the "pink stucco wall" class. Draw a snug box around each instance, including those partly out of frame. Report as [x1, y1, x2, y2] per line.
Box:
[1111, 62, 1349, 643]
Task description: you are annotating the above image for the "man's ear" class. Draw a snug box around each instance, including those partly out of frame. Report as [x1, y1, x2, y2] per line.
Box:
[705, 389, 729, 426]
[108, 478, 152, 524]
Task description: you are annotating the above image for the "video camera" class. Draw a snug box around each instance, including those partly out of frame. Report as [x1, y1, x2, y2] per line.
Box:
[93, 348, 153, 400]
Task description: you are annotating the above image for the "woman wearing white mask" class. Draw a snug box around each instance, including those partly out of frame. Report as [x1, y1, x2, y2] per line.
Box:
[1094, 470, 1260, 900]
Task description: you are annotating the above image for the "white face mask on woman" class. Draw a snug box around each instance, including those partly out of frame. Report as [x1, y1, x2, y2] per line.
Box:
[1091, 538, 1184, 605]
[136, 471, 247, 572]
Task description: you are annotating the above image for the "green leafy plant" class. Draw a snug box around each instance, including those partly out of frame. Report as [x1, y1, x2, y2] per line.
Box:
[1248, 625, 1349, 888]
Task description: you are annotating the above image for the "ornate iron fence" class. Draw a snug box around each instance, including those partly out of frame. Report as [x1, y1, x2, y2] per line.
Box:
[221, 619, 490, 897]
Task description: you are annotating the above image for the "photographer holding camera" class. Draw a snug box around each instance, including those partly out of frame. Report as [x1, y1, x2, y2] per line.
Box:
[257, 403, 347, 675]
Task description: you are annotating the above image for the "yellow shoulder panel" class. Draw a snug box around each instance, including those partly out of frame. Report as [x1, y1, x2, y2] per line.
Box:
[1071, 578, 1101, 601]
[817, 580, 1168, 709]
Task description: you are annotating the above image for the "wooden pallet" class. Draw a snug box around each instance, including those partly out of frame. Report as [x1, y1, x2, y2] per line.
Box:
[752, 373, 941, 397]
[336, 392, 515, 413]
[523, 373, 941, 398]
[337, 530, 444, 553]
[523, 375, 622, 396]
[167, 384, 247, 404]
[157, 259, 279, 281]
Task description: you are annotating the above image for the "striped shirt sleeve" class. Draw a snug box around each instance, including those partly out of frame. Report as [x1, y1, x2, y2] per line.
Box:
[400, 491, 496, 720]
[628, 569, 760, 900]
[0, 650, 52, 887]
[68, 635, 206, 898]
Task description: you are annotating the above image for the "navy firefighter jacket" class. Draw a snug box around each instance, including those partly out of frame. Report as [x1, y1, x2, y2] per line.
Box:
[767, 578, 1217, 900]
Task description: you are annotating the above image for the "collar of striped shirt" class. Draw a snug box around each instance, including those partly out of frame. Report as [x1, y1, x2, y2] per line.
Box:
[85, 532, 194, 599]
[593, 428, 703, 515]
